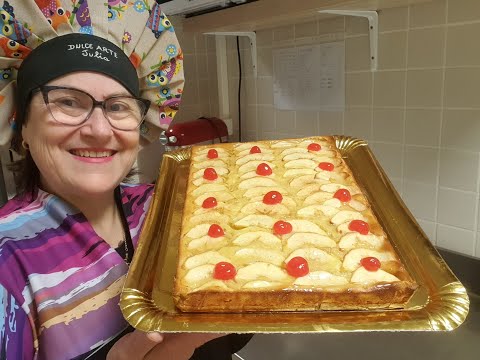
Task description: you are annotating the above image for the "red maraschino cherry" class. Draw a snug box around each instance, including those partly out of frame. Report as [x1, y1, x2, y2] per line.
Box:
[263, 191, 283, 205]
[202, 197, 217, 209]
[203, 167, 218, 180]
[348, 220, 369, 235]
[333, 188, 351, 202]
[360, 257, 381, 272]
[207, 149, 218, 159]
[273, 220, 292, 235]
[286, 257, 309, 277]
[318, 162, 334, 171]
[208, 224, 224, 238]
[256, 163, 272, 176]
[307, 143, 321, 152]
[213, 262, 236, 280]
[250, 146, 261, 154]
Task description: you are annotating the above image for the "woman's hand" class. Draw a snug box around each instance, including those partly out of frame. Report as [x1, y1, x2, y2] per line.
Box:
[106, 330, 164, 360]
[144, 333, 227, 359]
[107, 330, 227, 360]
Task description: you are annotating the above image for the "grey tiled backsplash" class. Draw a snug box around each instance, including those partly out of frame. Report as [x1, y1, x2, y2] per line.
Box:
[174, 0, 480, 259]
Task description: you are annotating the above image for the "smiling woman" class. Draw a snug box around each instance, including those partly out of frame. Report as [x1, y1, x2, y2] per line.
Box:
[21, 72, 142, 202]
[0, 1, 251, 359]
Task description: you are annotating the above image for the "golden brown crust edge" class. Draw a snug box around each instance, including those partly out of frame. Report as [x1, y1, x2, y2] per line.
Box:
[174, 282, 418, 313]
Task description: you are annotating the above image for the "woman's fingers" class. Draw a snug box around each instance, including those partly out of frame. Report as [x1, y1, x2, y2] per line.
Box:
[106, 330, 164, 360]
[145, 333, 228, 360]
[107, 330, 228, 360]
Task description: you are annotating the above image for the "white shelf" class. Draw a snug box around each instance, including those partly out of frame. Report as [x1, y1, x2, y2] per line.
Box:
[181, 0, 434, 33]
[319, 10, 378, 71]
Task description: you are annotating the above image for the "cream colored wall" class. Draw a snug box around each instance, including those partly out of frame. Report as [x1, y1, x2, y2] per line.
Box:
[175, 0, 480, 259]
[135, 17, 220, 183]
[173, 18, 219, 124]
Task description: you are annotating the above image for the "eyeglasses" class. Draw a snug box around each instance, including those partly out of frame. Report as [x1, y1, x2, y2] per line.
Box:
[33, 85, 151, 131]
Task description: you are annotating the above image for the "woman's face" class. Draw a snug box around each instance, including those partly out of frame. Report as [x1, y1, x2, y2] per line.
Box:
[21, 72, 140, 198]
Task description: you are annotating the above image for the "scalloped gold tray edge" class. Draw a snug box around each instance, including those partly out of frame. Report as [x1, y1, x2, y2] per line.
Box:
[120, 136, 469, 333]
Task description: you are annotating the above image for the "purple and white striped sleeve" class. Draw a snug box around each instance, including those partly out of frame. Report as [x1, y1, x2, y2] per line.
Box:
[0, 284, 35, 359]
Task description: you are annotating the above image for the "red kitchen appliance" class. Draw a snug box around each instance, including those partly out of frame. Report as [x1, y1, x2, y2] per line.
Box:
[160, 117, 229, 151]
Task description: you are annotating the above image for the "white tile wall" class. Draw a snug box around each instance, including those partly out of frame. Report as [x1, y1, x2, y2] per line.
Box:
[195, 52, 208, 78]
[476, 234, 480, 257]
[318, 111, 343, 135]
[403, 180, 437, 221]
[378, 31, 407, 70]
[295, 111, 319, 136]
[404, 146, 439, 184]
[442, 110, 480, 152]
[448, 0, 480, 23]
[295, 20, 318, 38]
[370, 142, 403, 179]
[446, 23, 480, 66]
[438, 149, 479, 192]
[406, 69, 443, 108]
[437, 188, 477, 230]
[256, 29, 274, 45]
[417, 219, 437, 243]
[246, 106, 260, 131]
[405, 109, 441, 147]
[273, 25, 294, 41]
[244, 78, 257, 105]
[346, 17, 369, 35]
[257, 48, 273, 76]
[178, 0, 480, 258]
[389, 178, 403, 195]
[257, 106, 274, 136]
[444, 68, 480, 108]
[256, 77, 274, 105]
[319, 17, 344, 35]
[378, 7, 408, 31]
[373, 71, 406, 107]
[344, 109, 372, 140]
[275, 110, 295, 133]
[372, 109, 405, 143]
[346, 36, 370, 71]
[243, 131, 257, 142]
[409, 0, 446, 27]
[437, 224, 475, 255]
[476, 198, 480, 232]
[244, 106, 258, 135]
[346, 72, 372, 106]
[407, 27, 445, 68]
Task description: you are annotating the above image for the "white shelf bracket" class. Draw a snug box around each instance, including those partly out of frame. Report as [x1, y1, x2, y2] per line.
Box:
[319, 10, 378, 71]
[204, 31, 257, 77]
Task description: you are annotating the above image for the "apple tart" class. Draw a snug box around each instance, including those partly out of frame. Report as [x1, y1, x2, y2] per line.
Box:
[173, 137, 417, 312]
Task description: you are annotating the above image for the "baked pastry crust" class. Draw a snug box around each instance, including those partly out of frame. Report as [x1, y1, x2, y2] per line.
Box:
[173, 137, 417, 313]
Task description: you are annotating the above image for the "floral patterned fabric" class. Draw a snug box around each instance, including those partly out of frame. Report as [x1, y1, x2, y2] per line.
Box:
[0, 0, 184, 146]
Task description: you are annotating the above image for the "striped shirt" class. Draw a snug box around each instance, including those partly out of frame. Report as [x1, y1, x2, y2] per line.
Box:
[0, 184, 154, 359]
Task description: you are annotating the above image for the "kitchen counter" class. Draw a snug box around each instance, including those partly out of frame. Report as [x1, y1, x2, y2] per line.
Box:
[238, 294, 479, 360]
[238, 249, 480, 360]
